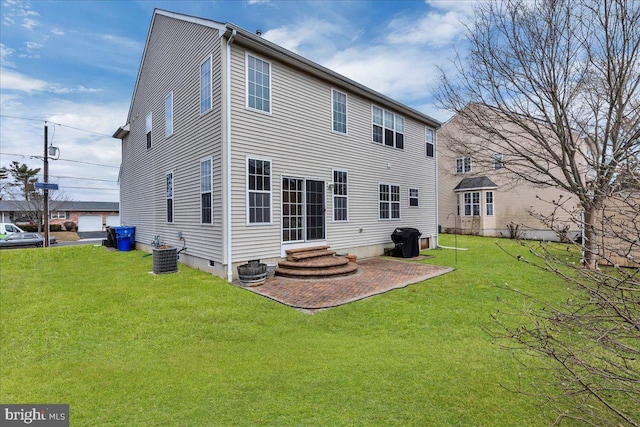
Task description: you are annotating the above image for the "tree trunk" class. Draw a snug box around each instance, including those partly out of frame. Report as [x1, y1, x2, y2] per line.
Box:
[582, 203, 600, 270]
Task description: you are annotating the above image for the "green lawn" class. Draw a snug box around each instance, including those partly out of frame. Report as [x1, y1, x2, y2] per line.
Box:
[0, 236, 576, 426]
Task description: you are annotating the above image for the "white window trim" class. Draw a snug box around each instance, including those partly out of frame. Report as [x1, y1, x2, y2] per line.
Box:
[246, 156, 273, 225]
[462, 191, 481, 217]
[425, 127, 435, 158]
[166, 170, 174, 224]
[456, 157, 472, 174]
[145, 112, 152, 150]
[200, 55, 213, 115]
[371, 105, 404, 149]
[281, 175, 305, 243]
[378, 182, 401, 220]
[331, 88, 348, 135]
[245, 53, 272, 115]
[165, 92, 174, 138]
[200, 158, 213, 225]
[486, 191, 494, 216]
[332, 169, 349, 222]
[408, 188, 419, 207]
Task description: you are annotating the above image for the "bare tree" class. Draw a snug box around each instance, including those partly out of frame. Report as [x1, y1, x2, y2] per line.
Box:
[435, 0, 640, 424]
[0, 166, 10, 200]
[435, 0, 640, 269]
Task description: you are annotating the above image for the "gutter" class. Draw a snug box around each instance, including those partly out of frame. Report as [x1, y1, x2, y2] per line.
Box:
[225, 28, 237, 283]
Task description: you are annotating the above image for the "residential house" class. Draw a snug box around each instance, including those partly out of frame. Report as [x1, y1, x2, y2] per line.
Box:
[598, 192, 640, 268]
[113, 9, 441, 281]
[0, 200, 120, 231]
[437, 109, 581, 241]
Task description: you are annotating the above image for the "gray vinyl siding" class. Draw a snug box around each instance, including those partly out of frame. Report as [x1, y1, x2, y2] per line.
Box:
[228, 44, 437, 262]
[120, 14, 225, 261]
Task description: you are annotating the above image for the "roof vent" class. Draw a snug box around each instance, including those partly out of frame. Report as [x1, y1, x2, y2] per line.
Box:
[256, 29, 262, 36]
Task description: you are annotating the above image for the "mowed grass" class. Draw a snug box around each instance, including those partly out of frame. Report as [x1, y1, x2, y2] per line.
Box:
[0, 236, 575, 426]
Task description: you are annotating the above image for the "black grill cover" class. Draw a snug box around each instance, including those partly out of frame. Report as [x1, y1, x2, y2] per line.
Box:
[391, 227, 422, 258]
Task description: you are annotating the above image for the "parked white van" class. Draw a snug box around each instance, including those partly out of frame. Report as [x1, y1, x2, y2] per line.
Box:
[0, 223, 25, 237]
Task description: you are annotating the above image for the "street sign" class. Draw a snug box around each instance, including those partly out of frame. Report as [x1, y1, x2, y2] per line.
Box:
[35, 182, 59, 190]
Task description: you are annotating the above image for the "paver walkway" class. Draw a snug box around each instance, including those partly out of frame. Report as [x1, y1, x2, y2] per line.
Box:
[235, 257, 453, 310]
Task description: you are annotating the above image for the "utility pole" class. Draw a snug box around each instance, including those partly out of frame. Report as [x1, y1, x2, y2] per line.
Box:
[43, 123, 49, 248]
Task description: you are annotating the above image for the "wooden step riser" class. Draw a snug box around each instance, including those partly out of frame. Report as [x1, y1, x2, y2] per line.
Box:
[288, 250, 336, 261]
[285, 245, 330, 255]
[275, 263, 358, 278]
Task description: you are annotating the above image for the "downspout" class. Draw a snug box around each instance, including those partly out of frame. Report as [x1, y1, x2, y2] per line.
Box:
[434, 129, 439, 249]
[226, 29, 237, 283]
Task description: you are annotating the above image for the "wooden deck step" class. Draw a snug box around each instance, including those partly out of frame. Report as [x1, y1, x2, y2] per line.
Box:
[288, 249, 336, 261]
[275, 262, 358, 279]
[276, 245, 358, 279]
[285, 246, 330, 255]
[277, 256, 349, 269]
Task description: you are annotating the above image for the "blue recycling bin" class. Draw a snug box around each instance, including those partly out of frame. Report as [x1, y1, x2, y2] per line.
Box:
[114, 226, 136, 251]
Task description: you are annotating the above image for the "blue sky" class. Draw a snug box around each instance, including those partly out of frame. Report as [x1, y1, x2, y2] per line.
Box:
[0, 0, 474, 202]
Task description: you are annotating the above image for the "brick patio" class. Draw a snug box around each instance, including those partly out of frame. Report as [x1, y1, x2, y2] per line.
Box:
[234, 257, 453, 311]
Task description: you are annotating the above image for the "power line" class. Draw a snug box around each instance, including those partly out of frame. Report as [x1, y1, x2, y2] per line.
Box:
[53, 158, 120, 169]
[49, 175, 118, 183]
[0, 114, 115, 138]
[61, 186, 119, 191]
[0, 152, 119, 169]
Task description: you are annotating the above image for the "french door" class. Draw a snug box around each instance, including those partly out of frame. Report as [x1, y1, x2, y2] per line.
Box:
[282, 177, 325, 242]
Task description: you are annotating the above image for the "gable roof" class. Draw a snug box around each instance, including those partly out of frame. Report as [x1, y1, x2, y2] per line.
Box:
[453, 176, 498, 191]
[116, 9, 441, 133]
[0, 201, 119, 212]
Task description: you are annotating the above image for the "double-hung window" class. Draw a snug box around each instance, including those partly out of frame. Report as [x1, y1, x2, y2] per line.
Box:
[409, 188, 419, 207]
[200, 56, 212, 114]
[166, 171, 174, 223]
[333, 170, 348, 221]
[379, 183, 400, 220]
[493, 153, 504, 169]
[426, 128, 435, 158]
[486, 191, 494, 216]
[165, 92, 173, 137]
[247, 158, 271, 224]
[372, 106, 404, 149]
[463, 191, 480, 216]
[456, 157, 472, 174]
[332, 89, 347, 134]
[247, 54, 271, 113]
[146, 112, 152, 150]
[200, 159, 212, 224]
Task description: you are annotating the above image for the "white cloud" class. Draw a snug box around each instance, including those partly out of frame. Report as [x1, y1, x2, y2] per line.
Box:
[387, 11, 467, 47]
[325, 46, 440, 102]
[0, 43, 15, 62]
[426, 0, 478, 15]
[262, 18, 343, 58]
[0, 68, 102, 94]
[25, 41, 43, 50]
[0, 100, 126, 202]
[51, 28, 64, 36]
[21, 17, 38, 30]
[0, 68, 47, 92]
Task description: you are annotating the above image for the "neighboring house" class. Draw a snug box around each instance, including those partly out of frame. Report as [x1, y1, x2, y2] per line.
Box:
[598, 192, 640, 268]
[437, 111, 581, 241]
[0, 200, 120, 232]
[113, 9, 441, 281]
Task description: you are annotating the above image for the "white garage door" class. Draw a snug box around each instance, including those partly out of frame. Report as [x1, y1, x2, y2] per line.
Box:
[106, 215, 120, 228]
[78, 215, 103, 232]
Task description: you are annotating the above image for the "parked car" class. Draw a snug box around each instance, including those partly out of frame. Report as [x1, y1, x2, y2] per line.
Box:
[0, 223, 25, 238]
[0, 232, 57, 248]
